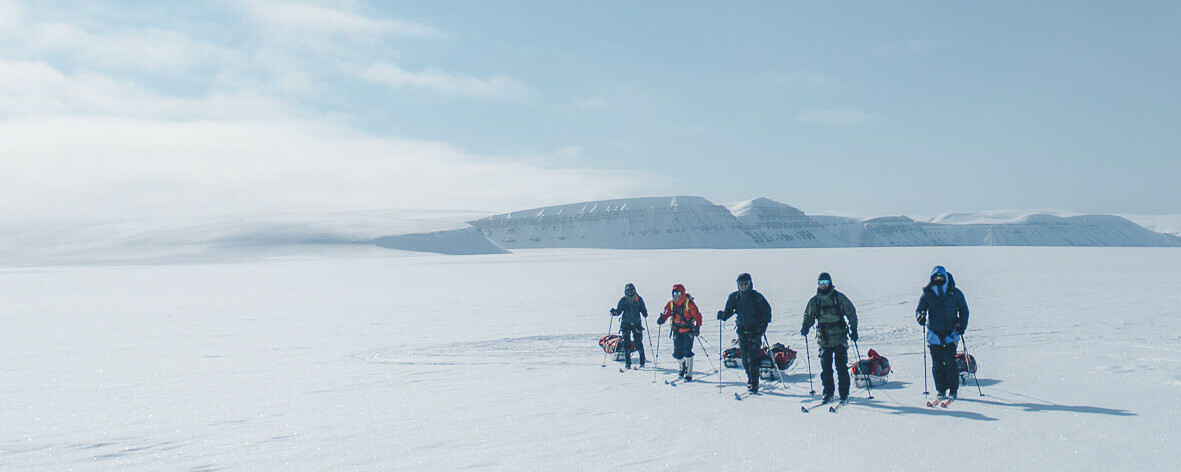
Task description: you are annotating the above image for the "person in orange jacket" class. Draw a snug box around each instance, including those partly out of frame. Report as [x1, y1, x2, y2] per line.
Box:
[658, 283, 703, 381]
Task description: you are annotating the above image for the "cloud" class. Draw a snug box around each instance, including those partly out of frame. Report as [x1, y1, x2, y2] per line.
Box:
[0, 2, 644, 225]
[10, 22, 230, 75]
[360, 62, 534, 99]
[794, 107, 876, 125]
[0, 57, 303, 120]
[243, 0, 444, 39]
[0, 116, 666, 224]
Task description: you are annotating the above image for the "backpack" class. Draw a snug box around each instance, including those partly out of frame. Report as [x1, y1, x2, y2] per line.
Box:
[850, 349, 891, 377]
[722, 347, 742, 368]
[769, 343, 797, 370]
[850, 349, 891, 388]
[599, 334, 624, 354]
[955, 353, 977, 373]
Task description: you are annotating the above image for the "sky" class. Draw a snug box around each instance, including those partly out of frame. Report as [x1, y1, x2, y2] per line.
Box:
[2, 0, 1179, 225]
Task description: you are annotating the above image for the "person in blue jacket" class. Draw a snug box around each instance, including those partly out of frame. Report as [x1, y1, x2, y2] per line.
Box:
[915, 266, 970, 400]
[610, 283, 648, 368]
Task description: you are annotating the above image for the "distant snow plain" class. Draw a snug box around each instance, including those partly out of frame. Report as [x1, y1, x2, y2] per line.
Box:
[2, 231, 1179, 470]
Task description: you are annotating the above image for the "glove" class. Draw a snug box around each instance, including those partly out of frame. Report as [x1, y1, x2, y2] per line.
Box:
[849, 330, 858, 342]
[690, 327, 700, 337]
[657, 317, 666, 325]
[610, 308, 619, 316]
[955, 324, 965, 335]
[916, 312, 926, 325]
[716, 310, 725, 320]
[800, 328, 809, 336]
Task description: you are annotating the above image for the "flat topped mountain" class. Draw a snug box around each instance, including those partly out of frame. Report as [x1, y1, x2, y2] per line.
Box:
[468, 196, 1181, 250]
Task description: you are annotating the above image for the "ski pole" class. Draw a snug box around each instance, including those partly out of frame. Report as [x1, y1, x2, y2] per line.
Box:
[718, 319, 724, 394]
[852, 339, 873, 400]
[689, 332, 718, 372]
[804, 334, 815, 396]
[643, 316, 655, 381]
[922, 323, 930, 395]
[651, 323, 662, 383]
[763, 334, 789, 390]
[962, 335, 984, 396]
[601, 313, 615, 368]
[695, 333, 719, 373]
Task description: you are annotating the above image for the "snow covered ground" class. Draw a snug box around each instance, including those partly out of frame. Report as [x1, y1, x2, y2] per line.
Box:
[2, 246, 1179, 470]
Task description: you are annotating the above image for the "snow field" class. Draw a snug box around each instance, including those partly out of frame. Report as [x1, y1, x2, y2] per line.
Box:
[1, 247, 1179, 470]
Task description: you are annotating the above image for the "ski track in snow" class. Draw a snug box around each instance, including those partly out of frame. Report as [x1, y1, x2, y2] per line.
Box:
[1, 247, 1179, 470]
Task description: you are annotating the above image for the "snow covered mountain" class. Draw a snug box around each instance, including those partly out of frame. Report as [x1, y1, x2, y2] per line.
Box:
[470, 197, 1181, 250]
[468, 196, 760, 249]
[726, 198, 847, 247]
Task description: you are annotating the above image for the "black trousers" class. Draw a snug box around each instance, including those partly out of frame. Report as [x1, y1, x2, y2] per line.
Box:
[929, 343, 959, 395]
[672, 332, 695, 359]
[736, 325, 766, 384]
[820, 346, 850, 397]
[620, 323, 645, 365]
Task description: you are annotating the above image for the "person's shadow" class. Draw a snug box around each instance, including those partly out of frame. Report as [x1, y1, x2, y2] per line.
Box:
[955, 396, 1135, 416]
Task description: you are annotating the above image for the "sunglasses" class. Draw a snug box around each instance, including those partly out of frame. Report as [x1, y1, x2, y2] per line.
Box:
[672, 290, 683, 296]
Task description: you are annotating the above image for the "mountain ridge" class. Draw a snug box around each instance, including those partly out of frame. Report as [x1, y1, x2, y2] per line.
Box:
[468, 196, 1181, 250]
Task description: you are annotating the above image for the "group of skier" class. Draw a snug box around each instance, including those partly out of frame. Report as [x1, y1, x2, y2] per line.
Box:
[609, 265, 970, 404]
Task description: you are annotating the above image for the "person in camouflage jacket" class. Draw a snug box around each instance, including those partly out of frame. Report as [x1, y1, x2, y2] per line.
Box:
[800, 272, 858, 403]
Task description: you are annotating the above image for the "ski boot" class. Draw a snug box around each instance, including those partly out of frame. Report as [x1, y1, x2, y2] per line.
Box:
[684, 358, 694, 382]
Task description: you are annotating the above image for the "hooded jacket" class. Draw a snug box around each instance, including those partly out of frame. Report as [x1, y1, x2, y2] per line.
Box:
[660, 284, 702, 334]
[802, 284, 857, 349]
[615, 292, 648, 325]
[916, 267, 969, 345]
[720, 278, 772, 327]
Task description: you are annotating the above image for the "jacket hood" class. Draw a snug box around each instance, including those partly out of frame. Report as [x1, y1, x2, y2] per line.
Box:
[671, 284, 692, 304]
[736, 273, 753, 291]
[924, 269, 957, 293]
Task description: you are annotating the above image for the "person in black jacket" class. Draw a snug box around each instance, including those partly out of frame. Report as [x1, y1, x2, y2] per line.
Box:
[717, 273, 772, 393]
[916, 266, 970, 400]
[611, 283, 648, 368]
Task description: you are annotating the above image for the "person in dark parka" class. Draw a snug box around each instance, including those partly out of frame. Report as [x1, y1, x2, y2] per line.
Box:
[610, 283, 648, 368]
[916, 265, 970, 400]
[800, 272, 858, 403]
[717, 273, 772, 393]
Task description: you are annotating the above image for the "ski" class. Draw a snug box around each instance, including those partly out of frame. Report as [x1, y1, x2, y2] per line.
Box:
[941, 397, 955, 408]
[734, 390, 760, 401]
[828, 399, 848, 413]
[801, 398, 832, 413]
[926, 397, 946, 407]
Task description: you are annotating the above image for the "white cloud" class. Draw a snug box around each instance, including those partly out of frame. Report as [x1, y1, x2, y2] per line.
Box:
[243, 0, 444, 39]
[794, 107, 876, 125]
[0, 57, 303, 120]
[0, 0, 23, 30]
[0, 116, 663, 224]
[361, 62, 534, 99]
[16, 22, 230, 74]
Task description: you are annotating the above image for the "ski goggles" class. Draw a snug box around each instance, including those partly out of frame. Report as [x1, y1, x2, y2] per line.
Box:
[671, 290, 683, 297]
[818, 280, 831, 286]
